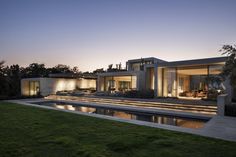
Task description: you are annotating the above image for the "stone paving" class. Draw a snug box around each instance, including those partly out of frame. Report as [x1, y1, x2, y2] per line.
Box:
[46, 95, 217, 115]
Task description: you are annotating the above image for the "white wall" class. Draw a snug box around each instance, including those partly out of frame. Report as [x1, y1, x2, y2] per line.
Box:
[40, 78, 77, 96]
[77, 78, 96, 89]
[21, 77, 97, 96]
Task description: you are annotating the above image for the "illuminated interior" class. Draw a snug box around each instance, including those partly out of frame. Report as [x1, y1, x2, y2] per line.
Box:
[102, 75, 137, 92]
[21, 78, 96, 96]
[29, 81, 40, 96]
[55, 79, 77, 92]
[158, 64, 224, 98]
[77, 78, 96, 89]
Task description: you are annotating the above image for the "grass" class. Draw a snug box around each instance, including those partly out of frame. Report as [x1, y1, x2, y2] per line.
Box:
[0, 102, 236, 157]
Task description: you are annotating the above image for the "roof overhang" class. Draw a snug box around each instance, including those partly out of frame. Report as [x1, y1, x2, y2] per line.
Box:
[158, 57, 227, 68]
[97, 71, 142, 77]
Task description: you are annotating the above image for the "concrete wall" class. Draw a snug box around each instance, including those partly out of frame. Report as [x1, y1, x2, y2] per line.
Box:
[97, 76, 104, 92]
[39, 78, 77, 96]
[77, 78, 96, 89]
[137, 71, 145, 91]
[21, 77, 96, 96]
[21, 79, 30, 96]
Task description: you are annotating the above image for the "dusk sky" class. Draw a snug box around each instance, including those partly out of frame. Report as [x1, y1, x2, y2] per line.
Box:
[1, 0, 236, 72]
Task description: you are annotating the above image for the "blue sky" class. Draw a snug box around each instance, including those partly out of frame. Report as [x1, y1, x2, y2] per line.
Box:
[0, 0, 236, 71]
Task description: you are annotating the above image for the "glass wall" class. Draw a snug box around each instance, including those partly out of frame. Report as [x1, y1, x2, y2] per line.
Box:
[158, 64, 224, 98]
[104, 75, 137, 92]
[177, 65, 208, 98]
[163, 68, 177, 97]
[131, 63, 141, 71]
[208, 64, 225, 91]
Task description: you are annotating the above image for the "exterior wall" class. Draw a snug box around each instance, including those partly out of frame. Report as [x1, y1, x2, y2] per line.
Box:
[21, 78, 95, 96]
[157, 67, 163, 97]
[145, 67, 154, 90]
[137, 71, 145, 90]
[77, 78, 96, 89]
[97, 76, 105, 91]
[39, 78, 77, 96]
[21, 79, 30, 96]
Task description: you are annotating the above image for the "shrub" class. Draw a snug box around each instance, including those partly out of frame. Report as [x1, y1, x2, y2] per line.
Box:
[124, 90, 154, 99]
[225, 104, 236, 117]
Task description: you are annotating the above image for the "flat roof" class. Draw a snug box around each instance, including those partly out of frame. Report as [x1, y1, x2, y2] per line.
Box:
[49, 73, 97, 79]
[98, 71, 141, 77]
[158, 56, 227, 67]
[127, 57, 167, 63]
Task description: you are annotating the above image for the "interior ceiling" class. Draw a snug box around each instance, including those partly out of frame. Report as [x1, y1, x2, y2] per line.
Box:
[178, 69, 220, 75]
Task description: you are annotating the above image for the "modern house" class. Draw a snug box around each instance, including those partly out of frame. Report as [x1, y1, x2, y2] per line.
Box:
[21, 56, 233, 100]
[21, 73, 96, 96]
[97, 56, 233, 100]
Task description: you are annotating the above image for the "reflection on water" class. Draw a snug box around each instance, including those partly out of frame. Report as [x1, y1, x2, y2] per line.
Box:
[36, 102, 207, 129]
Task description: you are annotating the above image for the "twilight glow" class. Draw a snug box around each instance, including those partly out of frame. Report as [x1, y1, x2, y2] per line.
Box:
[0, 0, 236, 71]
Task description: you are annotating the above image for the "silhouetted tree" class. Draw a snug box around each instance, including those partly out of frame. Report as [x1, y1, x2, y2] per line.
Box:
[0, 61, 8, 96]
[49, 64, 72, 74]
[220, 44, 236, 100]
[220, 45, 236, 87]
[5, 64, 22, 96]
[93, 68, 105, 74]
[22, 63, 47, 78]
[72, 66, 81, 74]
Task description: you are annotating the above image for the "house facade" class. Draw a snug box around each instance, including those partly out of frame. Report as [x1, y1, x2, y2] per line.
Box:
[97, 56, 232, 100]
[21, 56, 233, 100]
[21, 74, 96, 96]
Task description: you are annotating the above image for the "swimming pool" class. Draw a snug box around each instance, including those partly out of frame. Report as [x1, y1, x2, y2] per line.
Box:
[33, 101, 210, 129]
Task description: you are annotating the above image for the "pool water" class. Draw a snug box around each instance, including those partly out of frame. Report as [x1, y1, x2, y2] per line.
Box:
[33, 101, 209, 129]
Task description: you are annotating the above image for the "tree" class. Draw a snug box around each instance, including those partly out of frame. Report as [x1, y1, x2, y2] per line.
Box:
[220, 45, 236, 87]
[49, 64, 72, 74]
[72, 66, 81, 74]
[93, 68, 105, 74]
[0, 61, 9, 96]
[6, 65, 22, 96]
[220, 44, 236, 100]
[22, 63, 47, 78]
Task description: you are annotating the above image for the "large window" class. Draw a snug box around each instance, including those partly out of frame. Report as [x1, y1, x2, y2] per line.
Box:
[158, 64, 224, 98]
[131, 63, 140, 71]
[163, 68, 177, 97]
[208, 64, 225, 90]
[177, 65, 208, 98]
[104, 75, 137, 92]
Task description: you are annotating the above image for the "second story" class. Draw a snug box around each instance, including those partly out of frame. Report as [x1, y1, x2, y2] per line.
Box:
[126, 57, 166, 71]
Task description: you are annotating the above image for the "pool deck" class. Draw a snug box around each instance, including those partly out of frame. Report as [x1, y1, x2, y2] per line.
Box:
[50, 95, 217, 106]
[5, 99, 236, 142]
[45, 95, 217, 115]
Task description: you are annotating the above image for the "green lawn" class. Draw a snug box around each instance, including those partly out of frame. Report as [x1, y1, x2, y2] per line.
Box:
[0, 102, 236, 157]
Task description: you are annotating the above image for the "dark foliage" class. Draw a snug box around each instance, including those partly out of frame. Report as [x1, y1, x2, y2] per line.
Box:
[225, 104, 236, 117]
[124, 90, 154, 99]
[220, 45, 236, 87]
[0, 61, 82, 99]
[220, 44, 236, 100]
